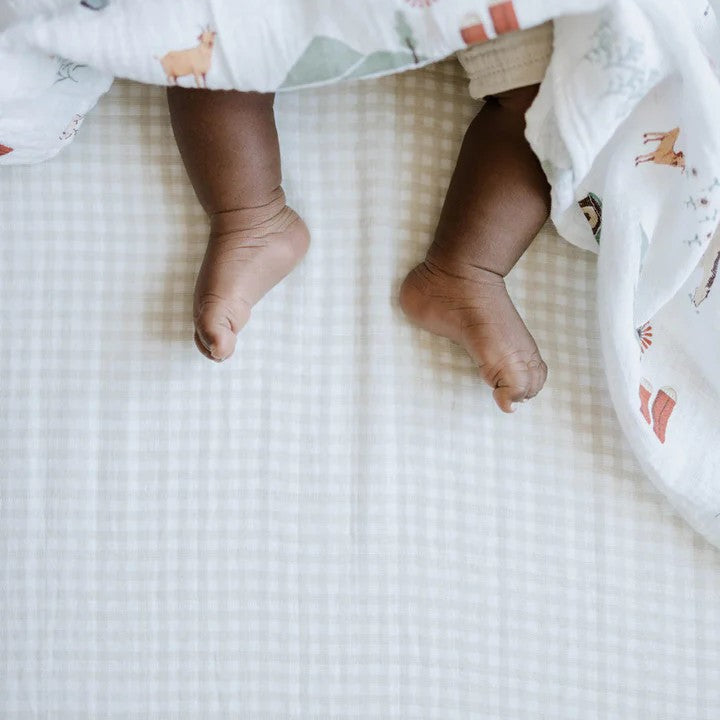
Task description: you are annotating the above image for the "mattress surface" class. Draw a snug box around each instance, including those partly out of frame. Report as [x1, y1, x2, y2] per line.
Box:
[1, 66, 719, 718]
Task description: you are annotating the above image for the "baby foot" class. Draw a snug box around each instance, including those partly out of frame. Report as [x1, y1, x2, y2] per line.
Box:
[193, 190, 310, 362]
[399, 258, 547, 413]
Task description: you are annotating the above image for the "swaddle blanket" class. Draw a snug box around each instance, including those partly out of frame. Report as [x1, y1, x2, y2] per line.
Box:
[1, 0, 719, 548]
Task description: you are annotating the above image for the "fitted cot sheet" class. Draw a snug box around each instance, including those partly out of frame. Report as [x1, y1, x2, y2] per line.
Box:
[1, 66, 720, 719]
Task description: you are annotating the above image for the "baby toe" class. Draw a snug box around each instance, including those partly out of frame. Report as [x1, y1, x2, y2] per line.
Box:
[525, 356, 549, 400]
[194, 299, 248, 362]
[194, 331, 215, 361]
[198, 324, 236, 362]
[196, 324, 236, 362]
[488, 356, 534, 412]
[493, 383, 531, 414]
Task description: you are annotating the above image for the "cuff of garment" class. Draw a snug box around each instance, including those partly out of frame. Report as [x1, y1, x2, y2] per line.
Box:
[457, 21, 554, 100]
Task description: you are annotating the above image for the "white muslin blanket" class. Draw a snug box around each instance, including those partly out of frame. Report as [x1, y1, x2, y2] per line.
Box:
[1, 0, 719, 547]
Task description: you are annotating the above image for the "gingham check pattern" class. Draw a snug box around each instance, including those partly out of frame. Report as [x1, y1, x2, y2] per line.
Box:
[1, 63, 719, 719]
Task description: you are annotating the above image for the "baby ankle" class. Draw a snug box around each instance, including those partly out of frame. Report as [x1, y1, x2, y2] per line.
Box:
[424, 252, 506, 284]
[209, 188, 297, 239]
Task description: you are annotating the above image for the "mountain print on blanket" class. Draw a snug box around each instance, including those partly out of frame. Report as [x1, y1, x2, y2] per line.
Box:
[281, 12, 425, 89]
[281, 37, 426, 89]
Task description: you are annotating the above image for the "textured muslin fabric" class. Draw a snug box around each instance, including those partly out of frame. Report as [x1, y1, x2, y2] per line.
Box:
[457, 21, 554, 99]
[2, 67, 720, 719]
[3, 3, 719, 552]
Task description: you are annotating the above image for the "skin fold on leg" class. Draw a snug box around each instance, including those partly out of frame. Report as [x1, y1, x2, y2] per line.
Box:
[400, 84, 551, 413]
[167, 88, 309, 362]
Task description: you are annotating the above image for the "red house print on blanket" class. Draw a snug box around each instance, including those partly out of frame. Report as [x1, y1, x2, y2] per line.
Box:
[489, 1, 520, 34]
[461, 1, 520, 46]
[639, 379, 677, 444]
[0, 144, 13, 156]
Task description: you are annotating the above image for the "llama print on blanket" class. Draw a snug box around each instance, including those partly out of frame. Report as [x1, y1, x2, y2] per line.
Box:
[692, 226, 720, 307]
[639, 379, 677, 444]
[635, 127, 685, 171]
[0, 144, 12, 156]
[157, 27, 216, 88]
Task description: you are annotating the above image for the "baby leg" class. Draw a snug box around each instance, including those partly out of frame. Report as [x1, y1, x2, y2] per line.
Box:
[400, 84, 550, 412]
[167, 88, 309, 362]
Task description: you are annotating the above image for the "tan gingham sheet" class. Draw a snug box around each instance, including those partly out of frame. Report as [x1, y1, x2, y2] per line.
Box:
[1, 64, 719, 718]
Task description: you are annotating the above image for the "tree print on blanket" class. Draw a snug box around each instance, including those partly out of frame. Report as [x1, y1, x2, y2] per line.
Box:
[0, 144, 13, 156]
[396, 11, 420, 64]
[682, 174, 720, 308]
[631, 123, 720, 312]
[691, 225, 720, 307]
[54, 58, 87, 84]
[583, 12, 661, 115]
[280, 12, 426, 89]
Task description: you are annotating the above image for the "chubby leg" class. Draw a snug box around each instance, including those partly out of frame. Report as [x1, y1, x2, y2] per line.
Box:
[167, 88, 309, 362]
[400, 84, 550, 412]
